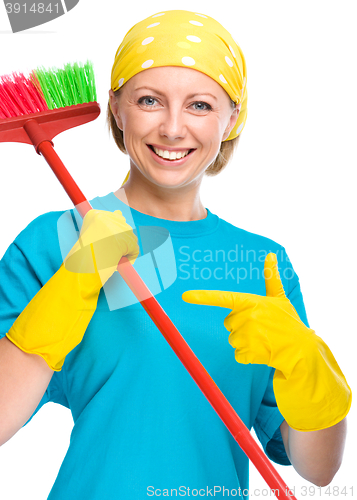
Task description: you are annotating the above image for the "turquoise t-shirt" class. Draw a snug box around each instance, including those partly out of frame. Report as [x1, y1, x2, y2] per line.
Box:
[0, 193, 310, 499]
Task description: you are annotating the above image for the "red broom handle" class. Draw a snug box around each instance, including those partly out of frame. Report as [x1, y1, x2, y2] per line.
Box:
[36, 137, 297, 500]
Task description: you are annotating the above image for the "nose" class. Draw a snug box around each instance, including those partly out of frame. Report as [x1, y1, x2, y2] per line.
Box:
[159, 105, 187, 141]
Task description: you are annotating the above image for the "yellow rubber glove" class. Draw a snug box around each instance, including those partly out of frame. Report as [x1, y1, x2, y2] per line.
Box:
[6, 209, 139, 372]
[182, 253, 352, 432]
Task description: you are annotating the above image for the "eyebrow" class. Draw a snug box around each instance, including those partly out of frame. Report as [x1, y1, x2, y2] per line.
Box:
[133, 86, 218, 101]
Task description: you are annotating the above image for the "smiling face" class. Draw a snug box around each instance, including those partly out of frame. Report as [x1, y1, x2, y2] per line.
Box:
[109, 66, 239, 191]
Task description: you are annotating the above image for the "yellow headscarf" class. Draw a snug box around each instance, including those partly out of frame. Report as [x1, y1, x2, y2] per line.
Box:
[110, 10, 248, 184]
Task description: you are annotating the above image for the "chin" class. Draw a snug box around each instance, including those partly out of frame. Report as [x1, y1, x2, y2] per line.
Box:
[154, 171, 201, 189]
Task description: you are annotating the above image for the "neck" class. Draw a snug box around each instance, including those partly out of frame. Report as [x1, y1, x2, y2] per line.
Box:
[113, 167, 207, 222]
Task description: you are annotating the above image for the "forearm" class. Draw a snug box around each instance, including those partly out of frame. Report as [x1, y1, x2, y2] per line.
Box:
[280, 418, 347, 487]
[0, 336, 54, 446]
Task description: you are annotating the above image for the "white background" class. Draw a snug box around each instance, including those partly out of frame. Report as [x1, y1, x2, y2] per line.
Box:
[0, 1, 356, 498]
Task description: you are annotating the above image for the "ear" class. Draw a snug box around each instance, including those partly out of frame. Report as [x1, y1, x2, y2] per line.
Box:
[108, 89, 124, 131]
[222, 103, 241, 141]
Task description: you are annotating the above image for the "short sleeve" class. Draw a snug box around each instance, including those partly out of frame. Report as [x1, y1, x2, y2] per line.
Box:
[0, 242, 42, 337]
[0, 221, 69, 425]
[279, 247, 310, 328]
[253, 248, 310, 465]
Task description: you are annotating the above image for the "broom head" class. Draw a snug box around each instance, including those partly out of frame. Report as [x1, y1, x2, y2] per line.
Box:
[0, 61, 100, 146]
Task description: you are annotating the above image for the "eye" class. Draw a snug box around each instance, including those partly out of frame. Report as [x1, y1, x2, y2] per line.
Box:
[138, 96, 158, 107]
[191, 101, 212, 112]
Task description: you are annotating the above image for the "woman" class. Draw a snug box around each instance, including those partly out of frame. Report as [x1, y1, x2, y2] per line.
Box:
[0, 10, 351, 499]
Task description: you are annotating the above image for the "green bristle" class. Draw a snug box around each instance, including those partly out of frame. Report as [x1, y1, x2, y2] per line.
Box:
[56, 69, 70, 107]
[74, 63, 87, 103]
[33, 61, 97, 109]
[63, 64, 78, 105]
[84, 61, 97, 102]
[36, 67, 64, 109]
[49, 70, 66, 108]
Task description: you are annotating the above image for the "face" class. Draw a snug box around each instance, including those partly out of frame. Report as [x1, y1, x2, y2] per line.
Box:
[109, 66, 240, 191]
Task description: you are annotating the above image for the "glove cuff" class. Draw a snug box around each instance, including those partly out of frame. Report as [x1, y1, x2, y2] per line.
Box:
[6, 263, 101, 371]
[273, 338, 352, 432]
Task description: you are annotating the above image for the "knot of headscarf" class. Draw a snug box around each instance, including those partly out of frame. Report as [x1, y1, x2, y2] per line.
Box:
[111, 10, 247, 141]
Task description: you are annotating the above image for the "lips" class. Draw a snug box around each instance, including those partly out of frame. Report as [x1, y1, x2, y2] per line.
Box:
[147, 144, 195, 165]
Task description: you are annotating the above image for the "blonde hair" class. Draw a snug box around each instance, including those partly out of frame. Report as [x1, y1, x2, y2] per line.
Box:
[107, 89, 240, 176]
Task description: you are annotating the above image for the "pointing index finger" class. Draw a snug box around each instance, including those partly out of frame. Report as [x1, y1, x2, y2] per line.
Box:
[182, 290, 236, 309]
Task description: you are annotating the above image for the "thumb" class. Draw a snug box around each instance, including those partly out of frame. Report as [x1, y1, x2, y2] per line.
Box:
[182, 289, 236, 310]
[264, 253, 286, 298]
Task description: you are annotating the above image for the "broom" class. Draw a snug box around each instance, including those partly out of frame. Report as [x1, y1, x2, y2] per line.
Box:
[0, 62, 297, 500]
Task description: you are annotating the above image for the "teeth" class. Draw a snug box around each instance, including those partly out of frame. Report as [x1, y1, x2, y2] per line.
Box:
[153, 147, 190, 160]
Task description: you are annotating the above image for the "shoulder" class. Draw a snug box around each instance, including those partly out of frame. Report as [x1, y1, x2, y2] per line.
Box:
[12, 209, 76, 280]
[13, 194, 118, 260]
[15, 210, 70, 249]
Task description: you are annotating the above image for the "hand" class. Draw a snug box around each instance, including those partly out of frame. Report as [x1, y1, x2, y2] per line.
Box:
[182, 253, 352, 431]
[64, 209, 140, 287]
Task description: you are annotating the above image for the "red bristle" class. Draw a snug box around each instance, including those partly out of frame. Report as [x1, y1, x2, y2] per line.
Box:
[0, 81, 20, 118]
[0, 86, 8, 119]
[0, 72, 49, 119]
[13, 73, 37, 114]
[28, 72, 48, 111]
[3, 76, 27, 116]
[8, 73, 38, 115]
[0, 85, 10, 118]
[0, 76, 23, 117]
[14, 73, 47, 114]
